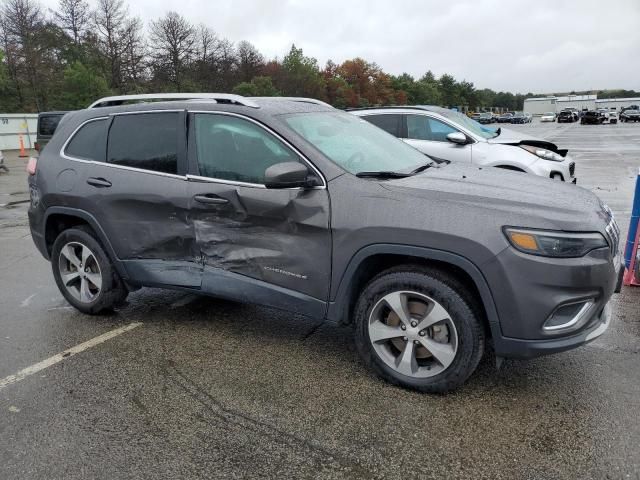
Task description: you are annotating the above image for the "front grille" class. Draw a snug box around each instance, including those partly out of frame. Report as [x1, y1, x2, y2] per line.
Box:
[569, 162, 575, 176]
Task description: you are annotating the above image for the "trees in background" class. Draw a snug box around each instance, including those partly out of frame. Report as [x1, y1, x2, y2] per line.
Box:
[1, 0, 635, 113]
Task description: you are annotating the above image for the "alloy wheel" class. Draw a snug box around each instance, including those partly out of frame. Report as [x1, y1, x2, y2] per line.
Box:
[58, 241, 102, 303]
[368, 290, 458, 378]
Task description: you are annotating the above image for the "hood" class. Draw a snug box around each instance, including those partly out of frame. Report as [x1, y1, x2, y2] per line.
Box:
[487, 127, 566, 156]
[380, 163, 608, 232]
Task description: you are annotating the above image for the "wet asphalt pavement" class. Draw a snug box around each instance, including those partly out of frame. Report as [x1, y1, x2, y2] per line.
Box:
[1, 120, 639, 479]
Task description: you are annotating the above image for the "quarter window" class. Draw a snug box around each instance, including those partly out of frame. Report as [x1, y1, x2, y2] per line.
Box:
[107, 113, 179, 174]
[363, 114, 402, 137]
[194, 114, 300, 184]
[65, 119, 107, 161]
[406, 115, 459, 142]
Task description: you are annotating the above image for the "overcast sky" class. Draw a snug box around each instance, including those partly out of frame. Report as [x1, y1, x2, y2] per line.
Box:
[42, 0, 640, 93]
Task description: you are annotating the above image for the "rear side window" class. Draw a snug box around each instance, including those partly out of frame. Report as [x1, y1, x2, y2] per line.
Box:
[107, 113, 179, 174]
[65, 119, 107, 161]
[363, 114, 402, 137]
[38, 115, 63, 136]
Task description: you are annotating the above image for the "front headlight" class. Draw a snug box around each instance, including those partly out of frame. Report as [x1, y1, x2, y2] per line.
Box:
[520, 145, 564, 162]
[503, 227, 608, 258]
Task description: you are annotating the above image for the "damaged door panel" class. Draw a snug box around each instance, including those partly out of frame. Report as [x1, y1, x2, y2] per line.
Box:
[188, 112, 331, 310]
[79, 110, 201, 287]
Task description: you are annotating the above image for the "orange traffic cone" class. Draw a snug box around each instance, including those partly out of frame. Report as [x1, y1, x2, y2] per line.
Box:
[18, 134, 28, 158]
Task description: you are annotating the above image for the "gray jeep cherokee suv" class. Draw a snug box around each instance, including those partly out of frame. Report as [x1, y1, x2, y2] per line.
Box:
[28, 94, 624, 393]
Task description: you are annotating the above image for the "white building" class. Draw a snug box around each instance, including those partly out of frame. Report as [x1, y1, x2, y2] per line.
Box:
[594, 97, 640, 111]
[0, 113, 37, 150]
[524, 94, 640, 115]
[524, 95, 597, 115]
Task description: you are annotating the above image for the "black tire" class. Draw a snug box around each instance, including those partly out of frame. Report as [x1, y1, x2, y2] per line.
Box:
[354, 266, 485, 393]
[51, 226, 128, 314]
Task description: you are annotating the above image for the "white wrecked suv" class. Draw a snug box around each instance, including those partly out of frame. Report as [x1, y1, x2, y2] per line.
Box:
[351, 106, 577, 182]
[28, 94, 621, 393]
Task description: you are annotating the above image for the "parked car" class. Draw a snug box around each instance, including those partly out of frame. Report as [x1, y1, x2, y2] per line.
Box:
[0, 149, 6, 173]
[352, 106, 576, 182]
[540, 112, 556, 122]
[621, 110, 640, 122]
[604, 110, 618, 124]
[510, 112, 528, 124]
[477, 112, 493, 124]
[35, 111, 67, 153]
[581, 110, 605, 125]
[27, 93, 621, 393]
[524, 112, 533, 123]
[557, 110, 577, 123]
[497, 113, 514, 123]
[470, 112, 482, 121]
[621, 105, 639, 114]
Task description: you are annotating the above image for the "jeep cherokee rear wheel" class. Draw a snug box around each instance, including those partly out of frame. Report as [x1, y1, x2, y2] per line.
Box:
[52, 227, 128, 314]
[354, 267, 484, 393]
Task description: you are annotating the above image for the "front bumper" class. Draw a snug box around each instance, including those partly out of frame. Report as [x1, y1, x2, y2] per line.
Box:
[484, 246, 621, 359]
[493, 301, 612, 359]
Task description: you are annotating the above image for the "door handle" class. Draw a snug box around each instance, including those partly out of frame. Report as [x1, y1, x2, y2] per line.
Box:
[87, 177, 112, 188]
[194, 194, 229, 205]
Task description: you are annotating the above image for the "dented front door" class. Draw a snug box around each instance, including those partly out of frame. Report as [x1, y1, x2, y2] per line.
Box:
[188, 180, 331, 301]
[187, 112, 331, 304]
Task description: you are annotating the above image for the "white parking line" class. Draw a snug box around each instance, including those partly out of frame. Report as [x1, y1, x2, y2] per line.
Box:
[0, 322, 142, 391]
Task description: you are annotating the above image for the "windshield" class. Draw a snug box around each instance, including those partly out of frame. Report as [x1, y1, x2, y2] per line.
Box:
[431, 109, 498, 139]
[283, 111, 430, 174]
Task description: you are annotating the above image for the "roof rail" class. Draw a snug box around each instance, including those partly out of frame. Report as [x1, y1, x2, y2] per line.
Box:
[250, 96, 333, 108]
[88, 93, 260, 109]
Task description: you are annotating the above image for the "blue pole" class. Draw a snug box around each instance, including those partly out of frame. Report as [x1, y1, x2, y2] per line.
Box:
[625, 169, 640, 268]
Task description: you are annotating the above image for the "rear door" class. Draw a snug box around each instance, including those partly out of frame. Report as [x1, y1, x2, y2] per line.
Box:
[403, 114, 472, 163]
[70, 110, 200, 287]
[360, 113, 404, 139]
[186, 111, 331, 316]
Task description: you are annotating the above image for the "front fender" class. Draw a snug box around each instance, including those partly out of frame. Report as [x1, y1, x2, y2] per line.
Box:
[326, 243, 501, 338]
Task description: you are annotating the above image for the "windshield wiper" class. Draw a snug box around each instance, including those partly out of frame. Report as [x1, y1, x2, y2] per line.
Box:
[355, 171, 411, 179]
[409, 161, 438, 175]
[492, 127, 501, 138]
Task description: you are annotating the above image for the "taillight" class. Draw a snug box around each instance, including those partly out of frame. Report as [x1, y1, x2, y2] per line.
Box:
[26, 156, 38, 175]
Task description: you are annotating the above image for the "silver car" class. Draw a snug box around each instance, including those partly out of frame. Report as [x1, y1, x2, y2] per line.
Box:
[351, 106, 576, 182]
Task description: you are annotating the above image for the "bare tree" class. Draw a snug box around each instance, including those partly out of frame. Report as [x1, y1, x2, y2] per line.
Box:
[53, 0, 89, 45]
[1, 0, 48, 109]
[93, 0, 128, 91]
[236, 40, 264, 82]
[149, 12, 195, 89]
[120, 16, 146, 92]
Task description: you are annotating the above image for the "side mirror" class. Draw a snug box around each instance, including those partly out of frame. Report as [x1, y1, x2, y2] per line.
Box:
[446, 132, 468, 145]
[264, 162, 318, 189]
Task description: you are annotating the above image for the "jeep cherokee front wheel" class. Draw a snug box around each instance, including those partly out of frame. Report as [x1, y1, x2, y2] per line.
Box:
[51, 227, 128, 314]
[354, 267, 484, 393]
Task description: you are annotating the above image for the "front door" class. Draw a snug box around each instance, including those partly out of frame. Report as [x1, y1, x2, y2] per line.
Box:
[403, 114, 472, 164]
[186, 112, 331, 317]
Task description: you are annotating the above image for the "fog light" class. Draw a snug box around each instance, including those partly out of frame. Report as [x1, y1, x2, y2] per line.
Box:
[543, 300, 595, 332]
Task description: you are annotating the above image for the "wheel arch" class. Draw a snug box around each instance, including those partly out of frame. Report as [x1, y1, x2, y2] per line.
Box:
[44, 207, 128, 280]
[327, 244, 501, 338]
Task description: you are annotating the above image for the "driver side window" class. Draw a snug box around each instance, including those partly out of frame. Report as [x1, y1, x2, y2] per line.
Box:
[406, 115, 458, 142]
[193, 114, 300, 184]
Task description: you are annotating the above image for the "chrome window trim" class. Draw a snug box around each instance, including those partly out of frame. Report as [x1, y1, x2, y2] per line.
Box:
[188, 110, 327, 190]
[186, 174, 266, 189]
[60, 113, 187, 181]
